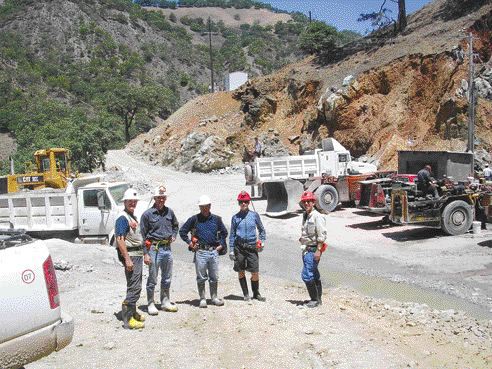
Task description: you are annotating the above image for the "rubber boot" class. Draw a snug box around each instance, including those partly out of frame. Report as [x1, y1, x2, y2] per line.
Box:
[210, 282, 224, 306]
[315, 280, 322, 306]
[121, 302, 131, 329]
[160, 288, 178, 312]
[239, 277, 250, 301]
[133, 309, 146, 322]
[198, 282, 207, 308]
[251, 280, 266, 302]
[123, 303, 145, 329]
[147, 291, 158, 315]
[305, 282, 319, 308]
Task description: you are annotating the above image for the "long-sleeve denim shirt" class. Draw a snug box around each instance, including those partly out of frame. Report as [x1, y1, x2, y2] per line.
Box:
[179, 213, 228, 248]
[229, 210, 266, 251]
[140, 206, 179, 255]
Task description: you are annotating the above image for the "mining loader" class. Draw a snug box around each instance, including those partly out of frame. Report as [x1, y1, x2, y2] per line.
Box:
[0, 148, 72, 194]
[244, 138, 377, 216]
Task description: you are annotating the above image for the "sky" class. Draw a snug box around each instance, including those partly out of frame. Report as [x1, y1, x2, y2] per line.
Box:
[261, 0, 433, 34]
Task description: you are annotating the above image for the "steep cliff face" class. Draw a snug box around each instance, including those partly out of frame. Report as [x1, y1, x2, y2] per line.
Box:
[129, 0, 492, 172]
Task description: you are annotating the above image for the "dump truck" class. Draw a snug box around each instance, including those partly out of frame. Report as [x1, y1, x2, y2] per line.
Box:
[244, 138, 377, 216]
[0, 177, 132, 243]
[0, 148, 72, 194]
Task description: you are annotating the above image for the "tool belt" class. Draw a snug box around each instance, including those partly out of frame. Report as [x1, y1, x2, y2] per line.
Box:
[197, 243, 219, 251]
[150, 239, 171, 250]
[235, 240, 257, 252]
[304, 245, 318, 252]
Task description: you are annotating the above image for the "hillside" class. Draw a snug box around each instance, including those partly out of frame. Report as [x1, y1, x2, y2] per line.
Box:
[0, 0, 330, 173]
[153, 6, 291, 27]
[129, 0, 492, 172]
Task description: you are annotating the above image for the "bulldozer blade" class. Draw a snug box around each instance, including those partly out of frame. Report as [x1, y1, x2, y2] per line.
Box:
[264, 180, 304, 217]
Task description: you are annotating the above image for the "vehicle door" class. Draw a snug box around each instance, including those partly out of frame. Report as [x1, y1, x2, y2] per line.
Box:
[78, 188, 113, 236]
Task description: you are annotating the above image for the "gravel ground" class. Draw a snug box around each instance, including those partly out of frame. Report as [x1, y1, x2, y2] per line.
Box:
[29, 150, 492, 368]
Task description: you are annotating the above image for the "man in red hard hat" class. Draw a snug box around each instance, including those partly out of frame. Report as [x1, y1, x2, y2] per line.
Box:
[299, 191, 327, 308]
[229, 191, 266, 301]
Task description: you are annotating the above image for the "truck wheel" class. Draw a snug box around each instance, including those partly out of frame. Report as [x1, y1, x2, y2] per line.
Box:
[441, 200, 473, 236]
[314, 185, 339, 213]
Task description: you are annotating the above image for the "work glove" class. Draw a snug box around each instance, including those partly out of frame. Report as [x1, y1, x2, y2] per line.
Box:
[229, 251, 236, 261]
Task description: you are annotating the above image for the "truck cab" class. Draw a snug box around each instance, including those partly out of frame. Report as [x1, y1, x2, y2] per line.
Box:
[76, 182, 129, 238]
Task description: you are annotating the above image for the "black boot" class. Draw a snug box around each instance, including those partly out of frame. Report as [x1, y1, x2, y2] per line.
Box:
[251, 280, 266, 302]
[239, 277, 250, 301]
[305, 282, 319, 308]
[315, 280, 322, 305]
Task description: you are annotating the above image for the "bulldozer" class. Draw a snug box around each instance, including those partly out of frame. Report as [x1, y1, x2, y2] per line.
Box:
[0, 148, 72, 194]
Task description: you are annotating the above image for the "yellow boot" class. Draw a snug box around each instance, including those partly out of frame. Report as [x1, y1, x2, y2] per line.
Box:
[133, 310, 146, 322]
[128, 317, 145, 329]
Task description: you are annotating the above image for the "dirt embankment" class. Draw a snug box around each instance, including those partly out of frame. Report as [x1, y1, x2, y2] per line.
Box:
[129, 0, 492, 172]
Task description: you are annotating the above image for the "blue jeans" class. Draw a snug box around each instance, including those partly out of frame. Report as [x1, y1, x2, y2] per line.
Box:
[195, 250, 219, 284]
[301, 251, 320, 283]
[146, 247, 173, 294]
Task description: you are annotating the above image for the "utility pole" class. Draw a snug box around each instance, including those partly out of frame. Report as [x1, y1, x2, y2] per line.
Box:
[208, 17, 215, 93]
[308, 11, 312, 23]
[466, 32, 475, 155]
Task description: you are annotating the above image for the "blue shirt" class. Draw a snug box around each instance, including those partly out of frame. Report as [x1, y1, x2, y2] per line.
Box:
[229, 210, 266, 250]
[179, 213, 228, 247]
[140, 206, 179, 241]
[115, 215, 130, 237]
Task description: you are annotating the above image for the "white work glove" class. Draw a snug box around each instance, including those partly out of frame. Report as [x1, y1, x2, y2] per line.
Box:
[229, 251, 236, 261]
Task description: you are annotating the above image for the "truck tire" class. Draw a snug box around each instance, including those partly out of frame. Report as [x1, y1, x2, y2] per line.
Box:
[314, 185, 339, 213]
[441, 200, 473, 236]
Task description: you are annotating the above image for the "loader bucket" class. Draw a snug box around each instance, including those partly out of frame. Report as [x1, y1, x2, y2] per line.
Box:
[264, 180, 304, 217]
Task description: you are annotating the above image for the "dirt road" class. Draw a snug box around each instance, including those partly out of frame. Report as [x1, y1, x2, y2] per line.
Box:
[30, 150, 492, 368]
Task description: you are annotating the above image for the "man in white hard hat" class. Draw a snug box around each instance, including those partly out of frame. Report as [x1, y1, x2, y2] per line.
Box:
[115, 187, 145, 329]
[179, 195, 228, 308]
[140, 185, 179, 315]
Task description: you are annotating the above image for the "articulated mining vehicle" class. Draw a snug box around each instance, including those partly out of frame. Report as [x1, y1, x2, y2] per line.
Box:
[244, 138, 378, 216]
[0, 148, 72, 194]
[388, 150, 487, 235]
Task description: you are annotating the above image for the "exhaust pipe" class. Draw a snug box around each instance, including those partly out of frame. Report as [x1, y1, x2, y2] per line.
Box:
[9, 156, 14, 175]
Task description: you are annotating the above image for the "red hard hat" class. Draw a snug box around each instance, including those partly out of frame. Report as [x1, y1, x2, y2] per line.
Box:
[300, 191, 316, 202]
[237, 191, 251, 202]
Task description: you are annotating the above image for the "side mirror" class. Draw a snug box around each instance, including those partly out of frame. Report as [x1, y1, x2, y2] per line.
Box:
[97, 191, 109, 211]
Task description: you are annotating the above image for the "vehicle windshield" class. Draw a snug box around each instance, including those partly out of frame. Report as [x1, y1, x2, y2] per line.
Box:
[109, 184, 129, 205]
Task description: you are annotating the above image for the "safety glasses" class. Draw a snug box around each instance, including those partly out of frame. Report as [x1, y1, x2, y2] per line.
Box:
[238, 200, 250, 204]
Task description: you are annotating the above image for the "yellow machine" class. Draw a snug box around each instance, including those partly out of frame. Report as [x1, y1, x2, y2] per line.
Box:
[0, 148, 72, 194]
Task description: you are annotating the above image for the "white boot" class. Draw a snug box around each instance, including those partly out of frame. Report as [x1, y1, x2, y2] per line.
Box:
[160, 288, 178, 312]
[147, 292, 158, 315]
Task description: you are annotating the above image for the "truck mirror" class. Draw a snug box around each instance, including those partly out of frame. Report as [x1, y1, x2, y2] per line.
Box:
[97, 191, 108, 211]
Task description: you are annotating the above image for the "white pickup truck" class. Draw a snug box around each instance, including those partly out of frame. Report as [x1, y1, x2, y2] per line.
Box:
[0, 178, 130, 243]
[0, 230, 74, 369]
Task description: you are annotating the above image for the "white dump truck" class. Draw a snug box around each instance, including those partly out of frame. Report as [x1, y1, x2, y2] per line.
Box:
[244, 138, 378, 216]
[0, 176, 131, 243]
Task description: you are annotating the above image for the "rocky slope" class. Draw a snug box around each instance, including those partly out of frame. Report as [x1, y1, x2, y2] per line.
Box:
[129, 0, 492, 172]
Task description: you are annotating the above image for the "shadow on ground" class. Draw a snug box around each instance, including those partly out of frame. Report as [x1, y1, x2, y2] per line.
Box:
[347, 218, 398, 231]
[264, 212, 301, 219]
[286, 299, 307, 306]
[382, 227, 444, 242]
[224, 294, 245, 301]
[478, 240, 492, 248]
[352, 210, 387, 218]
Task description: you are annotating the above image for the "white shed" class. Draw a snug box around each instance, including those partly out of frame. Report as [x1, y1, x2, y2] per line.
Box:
[225, 71, 248, 91]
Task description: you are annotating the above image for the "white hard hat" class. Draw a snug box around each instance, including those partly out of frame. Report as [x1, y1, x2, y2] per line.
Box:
[122, 188, 140, 201]
[153, 185, 167, 197]
[197, 195, 211, 206]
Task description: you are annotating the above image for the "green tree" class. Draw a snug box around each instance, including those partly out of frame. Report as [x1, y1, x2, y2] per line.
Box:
[298, 21, 338, 55]
[102, 81, 174, 142]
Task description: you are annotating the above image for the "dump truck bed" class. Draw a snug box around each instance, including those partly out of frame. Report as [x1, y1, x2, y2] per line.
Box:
[0, 190, 78, 232]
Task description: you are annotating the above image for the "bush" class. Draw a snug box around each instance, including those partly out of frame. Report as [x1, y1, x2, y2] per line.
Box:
[299, 21, 337, 55]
